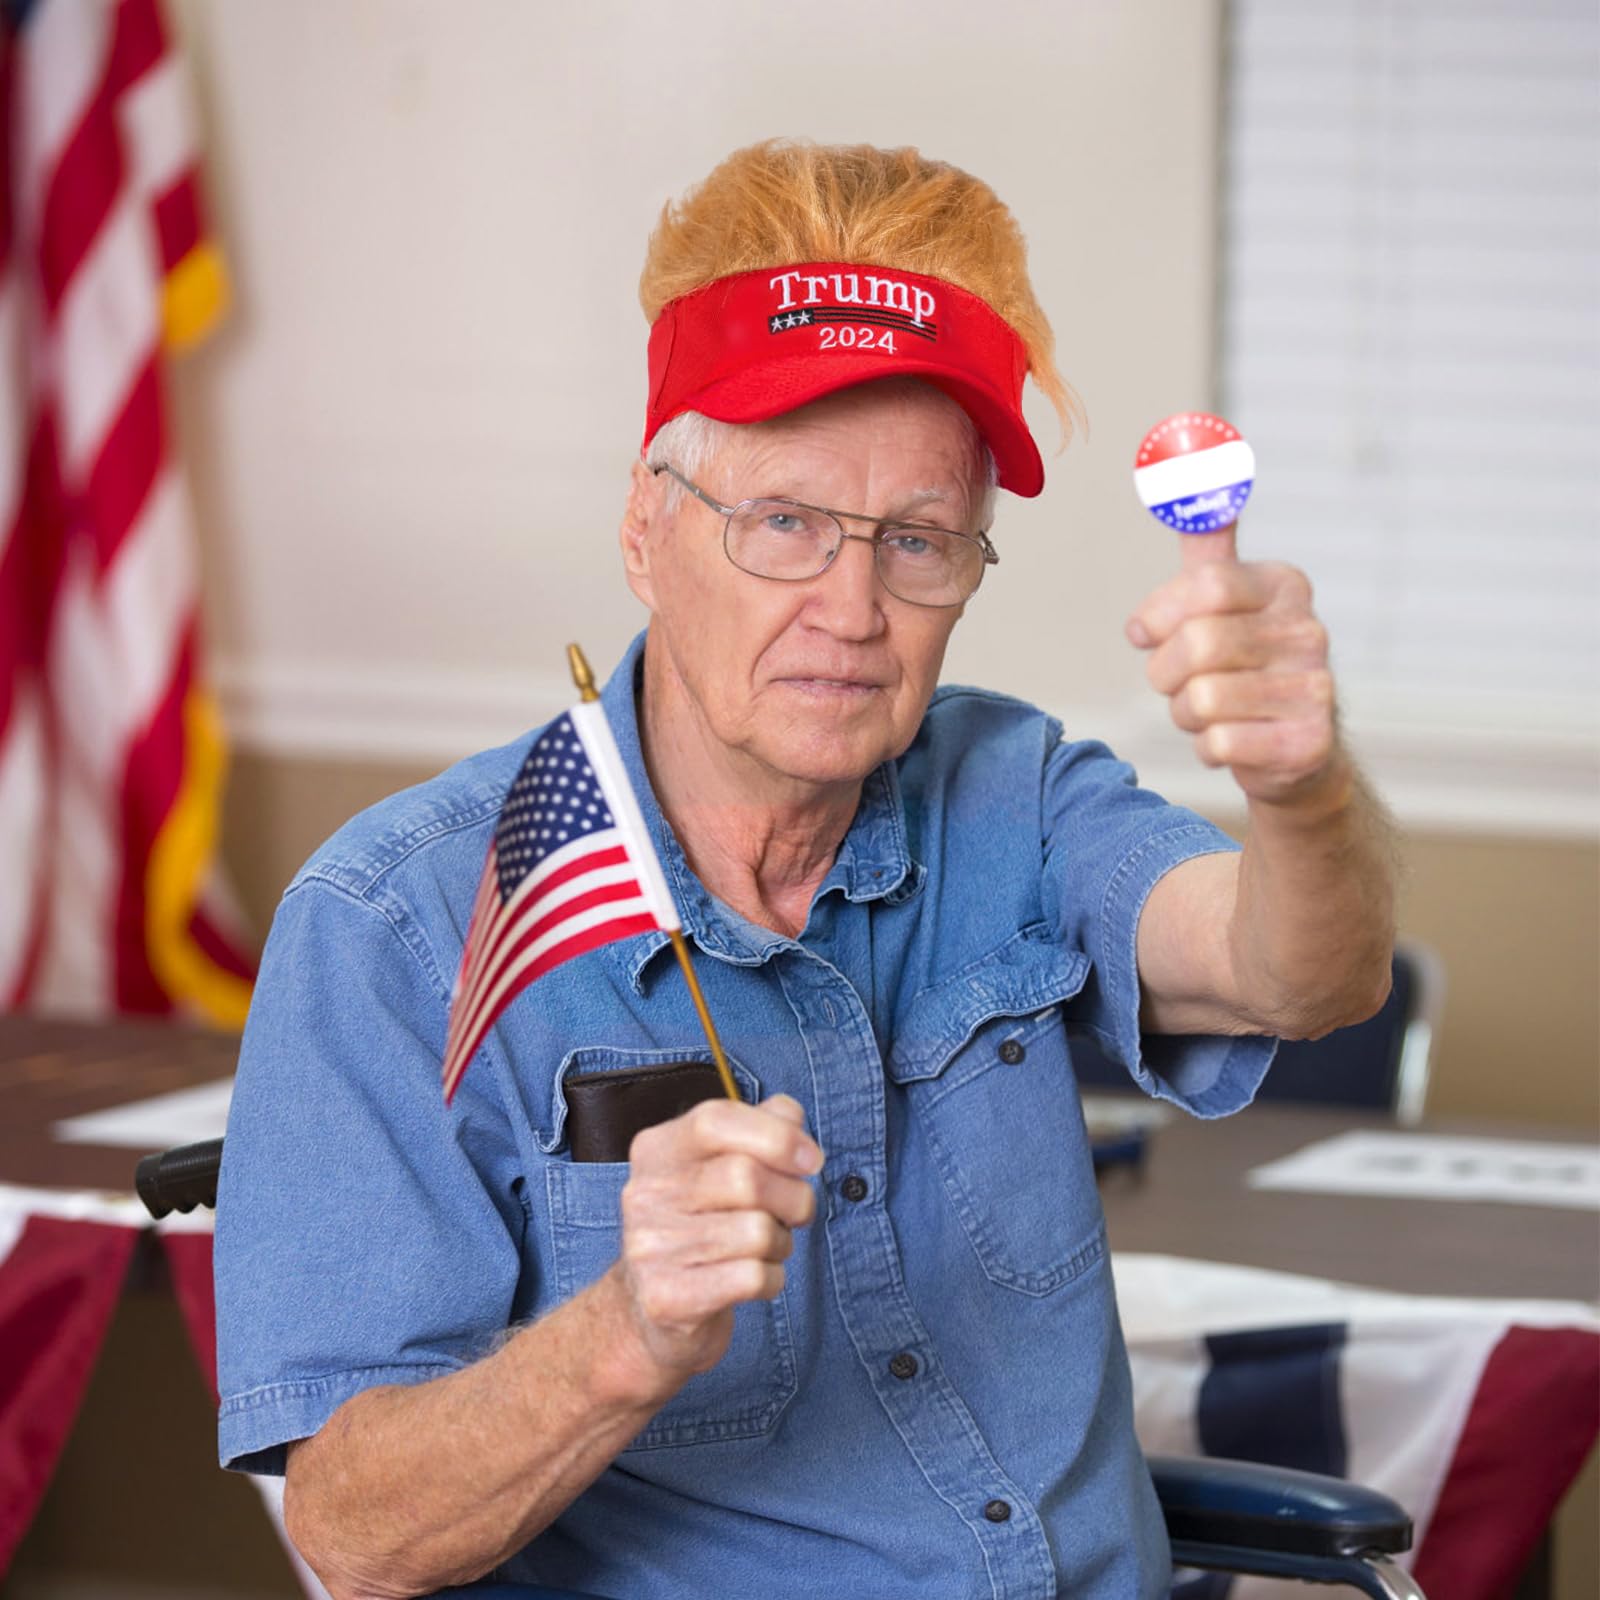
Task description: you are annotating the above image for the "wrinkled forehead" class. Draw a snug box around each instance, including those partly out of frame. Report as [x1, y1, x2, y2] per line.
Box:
[702, 378, 996, 514]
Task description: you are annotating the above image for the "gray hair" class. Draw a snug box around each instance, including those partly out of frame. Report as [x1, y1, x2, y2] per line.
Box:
[645, 380, 999, 529]
[644, 410, 731, 495]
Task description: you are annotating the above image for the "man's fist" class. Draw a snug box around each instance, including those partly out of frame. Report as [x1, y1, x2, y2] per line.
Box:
[612, 1094, 821, 1388]
[1126, 525, 1341, 807]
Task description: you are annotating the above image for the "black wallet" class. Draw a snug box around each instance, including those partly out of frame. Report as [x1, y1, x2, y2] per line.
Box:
[562, 1060, 728, 1162]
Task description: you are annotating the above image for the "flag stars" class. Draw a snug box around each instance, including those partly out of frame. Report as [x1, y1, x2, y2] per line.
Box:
[492, 715, 625, 883]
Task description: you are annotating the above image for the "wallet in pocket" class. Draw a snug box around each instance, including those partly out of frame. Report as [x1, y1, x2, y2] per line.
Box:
[563, 1060, 728, 1163]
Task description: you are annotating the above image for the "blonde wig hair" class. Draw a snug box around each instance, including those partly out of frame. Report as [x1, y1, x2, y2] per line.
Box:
[639, 139, 1081, 447]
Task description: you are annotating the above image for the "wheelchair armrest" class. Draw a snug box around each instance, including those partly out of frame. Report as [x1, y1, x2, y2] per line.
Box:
[1149, 1453, 1412, 1560]
[135, 1138, 224, 1219]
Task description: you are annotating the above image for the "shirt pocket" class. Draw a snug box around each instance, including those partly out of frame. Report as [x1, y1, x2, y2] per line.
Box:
[542, 1046, 799, 1451]
[887, 927, 1103, 1297]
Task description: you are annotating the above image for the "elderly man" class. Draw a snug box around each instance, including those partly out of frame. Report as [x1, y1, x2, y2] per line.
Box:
[215, 141, 1394, 1600]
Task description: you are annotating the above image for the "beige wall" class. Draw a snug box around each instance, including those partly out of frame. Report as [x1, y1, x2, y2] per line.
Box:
[170, 0, 1228, 760]
[1392, 830, 1597, 1126]
[172, 0, 1596, 1123]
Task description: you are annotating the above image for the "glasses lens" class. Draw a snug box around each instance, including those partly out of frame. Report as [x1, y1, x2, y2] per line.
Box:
[876, 529, 983, 606]
[726, 501, 839, 580]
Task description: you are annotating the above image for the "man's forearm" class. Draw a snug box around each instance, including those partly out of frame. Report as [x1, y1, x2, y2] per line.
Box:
[283, 1264, 676, 1600]
[1227, 750, 1398, 1037]
[1137, 749, 1397, 1039]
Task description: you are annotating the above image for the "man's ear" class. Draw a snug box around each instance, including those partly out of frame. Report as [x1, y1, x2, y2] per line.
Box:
[620, 459, 665, 610]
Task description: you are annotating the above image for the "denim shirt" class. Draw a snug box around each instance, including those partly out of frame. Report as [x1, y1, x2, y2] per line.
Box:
[215, 629, 1274, 1599]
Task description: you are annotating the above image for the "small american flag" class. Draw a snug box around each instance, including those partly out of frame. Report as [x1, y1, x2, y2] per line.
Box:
[442, 698, 681, 1101]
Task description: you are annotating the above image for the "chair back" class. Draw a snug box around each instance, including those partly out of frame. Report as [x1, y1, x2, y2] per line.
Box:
[1071, 940, 1444, 1124]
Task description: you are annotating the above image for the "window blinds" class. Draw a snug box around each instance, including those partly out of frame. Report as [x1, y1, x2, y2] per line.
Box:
[1221, 1, 1599, 806]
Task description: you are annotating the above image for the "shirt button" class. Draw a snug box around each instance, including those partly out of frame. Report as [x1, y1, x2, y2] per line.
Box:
[888, 1351, 919, 1380]
[983, 1498, 1013, 1523]
[998, 1038, 1026, 1065]
[841, 1174, 869, 1203]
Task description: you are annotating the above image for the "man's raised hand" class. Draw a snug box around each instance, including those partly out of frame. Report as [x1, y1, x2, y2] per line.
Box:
[1125, 522, 1344, 809]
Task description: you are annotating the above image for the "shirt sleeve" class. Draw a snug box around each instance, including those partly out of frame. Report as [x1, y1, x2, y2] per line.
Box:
[1040, 733, 1276, 1118]
[214, 875, 526, 1475]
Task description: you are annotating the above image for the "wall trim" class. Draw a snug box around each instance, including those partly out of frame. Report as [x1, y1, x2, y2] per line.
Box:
[214, 658, 1600, 840]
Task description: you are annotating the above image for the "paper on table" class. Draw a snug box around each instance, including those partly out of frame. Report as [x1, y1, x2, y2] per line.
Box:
[53, 1078, 234, 1149]
[1248, 1130, 1600, 1211]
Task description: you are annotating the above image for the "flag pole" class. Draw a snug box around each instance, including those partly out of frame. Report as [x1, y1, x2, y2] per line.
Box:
[567, 644, 740, 1102]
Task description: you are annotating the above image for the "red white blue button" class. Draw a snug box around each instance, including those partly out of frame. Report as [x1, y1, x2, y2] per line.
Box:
[1133, 413, 1255, 533]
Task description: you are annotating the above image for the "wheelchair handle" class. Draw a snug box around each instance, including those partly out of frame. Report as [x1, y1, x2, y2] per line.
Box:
[136, 1138, 224, 1219]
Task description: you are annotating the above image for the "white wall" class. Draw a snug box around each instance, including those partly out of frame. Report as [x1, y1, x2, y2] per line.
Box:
[169, 0, 1229, 775]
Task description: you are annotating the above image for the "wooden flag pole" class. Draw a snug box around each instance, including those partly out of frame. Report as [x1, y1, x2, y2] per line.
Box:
[567, 644, 740, 1102]
[665, 929, 740, 1102]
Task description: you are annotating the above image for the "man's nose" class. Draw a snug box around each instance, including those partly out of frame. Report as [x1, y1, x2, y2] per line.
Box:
[808, 532, 886, 638]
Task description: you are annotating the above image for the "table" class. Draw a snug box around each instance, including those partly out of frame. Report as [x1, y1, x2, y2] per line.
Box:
[1098, 1097, 1600, 1303]
[0, 1014, 237, 1191]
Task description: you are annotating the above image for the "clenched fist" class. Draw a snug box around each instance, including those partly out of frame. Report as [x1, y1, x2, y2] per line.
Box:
[1126, 523, 1341, 808]
[612, 1094, 821, 1386]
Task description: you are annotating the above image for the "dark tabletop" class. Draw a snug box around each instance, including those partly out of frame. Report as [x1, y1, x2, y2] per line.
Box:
[3, 1018, 1595, 1306]
[1098, 1096, 1600, 1303]
[0, 1015, 237, 1192]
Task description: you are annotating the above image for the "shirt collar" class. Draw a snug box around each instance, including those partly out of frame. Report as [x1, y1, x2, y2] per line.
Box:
[596, 629, 924, 993]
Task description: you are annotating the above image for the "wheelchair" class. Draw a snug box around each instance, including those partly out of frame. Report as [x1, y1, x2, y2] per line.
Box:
[139, 1141, 1425, 1599]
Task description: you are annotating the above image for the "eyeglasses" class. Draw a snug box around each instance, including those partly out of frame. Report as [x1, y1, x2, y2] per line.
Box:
[653, 464, 998, 609]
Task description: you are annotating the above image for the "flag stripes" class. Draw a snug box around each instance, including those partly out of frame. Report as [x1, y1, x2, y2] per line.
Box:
[1, 0, 252, 1022]
[1411, 1325, 1600, 1599]
[452, 837, 633, 1038]
[440, 703, 680, 1101]
[441, 830, 658, 1102]
[455, 877, 654, 1064]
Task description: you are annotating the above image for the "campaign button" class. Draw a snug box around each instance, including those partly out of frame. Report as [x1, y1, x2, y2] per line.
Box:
[1133, 412, 1255, 533]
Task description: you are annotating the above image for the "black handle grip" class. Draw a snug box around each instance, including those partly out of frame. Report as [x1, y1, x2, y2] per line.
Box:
[136, 1138, 224, 1220]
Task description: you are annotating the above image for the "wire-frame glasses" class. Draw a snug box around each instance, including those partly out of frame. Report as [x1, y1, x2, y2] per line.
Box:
[654, 464, 998, 608]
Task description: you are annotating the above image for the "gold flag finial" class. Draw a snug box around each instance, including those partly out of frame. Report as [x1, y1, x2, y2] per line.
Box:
[566, 643, 599, 703]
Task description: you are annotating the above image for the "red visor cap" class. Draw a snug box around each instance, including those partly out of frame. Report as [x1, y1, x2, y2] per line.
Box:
[643, 263, 1044, 498]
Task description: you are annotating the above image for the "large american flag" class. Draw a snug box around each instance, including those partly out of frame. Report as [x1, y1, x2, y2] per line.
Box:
[442, 699, 681, 1102]
[0, 0, 252, 1022]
